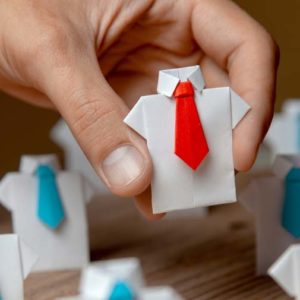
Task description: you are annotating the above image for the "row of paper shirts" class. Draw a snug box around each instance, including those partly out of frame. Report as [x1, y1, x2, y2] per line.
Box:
[0, 65, 267, 298]
[241, 98, 300, 300]
[1, 65, 299, 298]
[0, 235, 183, 300]
[0, 65, 248, 276]
[239, 154, 300, 299]
[0, 66, 249, 273]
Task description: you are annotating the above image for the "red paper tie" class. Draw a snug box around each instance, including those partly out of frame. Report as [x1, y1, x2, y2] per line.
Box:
[173, 81, 209, 170]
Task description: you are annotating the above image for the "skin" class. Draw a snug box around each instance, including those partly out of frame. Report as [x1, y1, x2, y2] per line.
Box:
[0, 0, 279, 219]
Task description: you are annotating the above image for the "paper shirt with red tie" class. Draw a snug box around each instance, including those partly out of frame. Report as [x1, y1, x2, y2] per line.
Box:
[124, 66, 250, 214]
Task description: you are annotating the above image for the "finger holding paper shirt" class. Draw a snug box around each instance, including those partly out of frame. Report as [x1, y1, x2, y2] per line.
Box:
[125, 66, 250, 213]
[0, 0, 278, 218]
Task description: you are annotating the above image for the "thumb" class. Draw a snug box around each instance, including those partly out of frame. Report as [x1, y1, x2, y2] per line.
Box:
[36, 50, 152, 197]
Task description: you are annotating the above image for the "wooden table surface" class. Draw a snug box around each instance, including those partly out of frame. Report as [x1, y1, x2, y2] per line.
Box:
[0, 176, 290, 300]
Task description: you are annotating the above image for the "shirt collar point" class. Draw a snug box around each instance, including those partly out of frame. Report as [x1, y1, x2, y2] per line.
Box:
[19, 154, 61, 174]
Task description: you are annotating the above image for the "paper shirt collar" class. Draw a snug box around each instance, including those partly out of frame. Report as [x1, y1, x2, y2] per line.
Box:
[283, 99, 300, 115]
[157, 65, 205, 97]
[272, 154, 300, 179]
[19, 154, 61, 174]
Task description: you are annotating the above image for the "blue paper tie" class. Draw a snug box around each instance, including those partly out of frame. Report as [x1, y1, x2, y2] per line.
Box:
[109, 281, 135, 300]
[36, 165, 65, 230]
[297, 113, 300, 151]
[282, 168, 300, 238]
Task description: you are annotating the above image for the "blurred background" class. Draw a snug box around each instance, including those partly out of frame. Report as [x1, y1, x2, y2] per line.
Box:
[0, 0, 299, 175]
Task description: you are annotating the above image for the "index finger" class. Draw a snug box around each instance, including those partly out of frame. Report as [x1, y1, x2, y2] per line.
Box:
[191, 0, 279, 171]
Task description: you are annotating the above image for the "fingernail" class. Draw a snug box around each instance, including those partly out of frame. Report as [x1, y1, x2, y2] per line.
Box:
[101, 145, 145, 187]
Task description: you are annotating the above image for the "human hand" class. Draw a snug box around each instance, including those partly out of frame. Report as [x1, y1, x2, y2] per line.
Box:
[0, 0, 279, 219]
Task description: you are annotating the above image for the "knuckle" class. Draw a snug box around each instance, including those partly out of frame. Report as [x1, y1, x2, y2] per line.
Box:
[256, 30, 280, 62]
[70, 95, 125, 158]
[72, 98, 108, 134]
[24, 24, 71, 68]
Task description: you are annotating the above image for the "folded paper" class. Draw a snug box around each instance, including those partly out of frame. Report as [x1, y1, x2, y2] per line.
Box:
[0, 154, 97, 272]
[56, 286, 184, 300]
[173, 81, 209, 169]
[79, 258, 144, 299]
[265, 99, 300, 156]
[282, 168, 300, 238]
[55, 258, 184, 300]
[36, 164, 65, 229]
[268, 244, 300, 299]
[239, 154, 300, 275]
[0, 234, 38, 300]
[140, 286, 184, 300]
[124, 65, 250, 213]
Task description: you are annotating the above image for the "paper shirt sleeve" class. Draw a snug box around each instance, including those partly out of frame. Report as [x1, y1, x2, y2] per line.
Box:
[50, 118, 69, 146]
[0, 173, 15, 211]
[19, 238, 39, 279]
[124, 97, 146, 138]
[230, 89, 251, 129]
[238, 180, 257, 214]
[82, 176, 98, 204]
[268, 246, 296, 298]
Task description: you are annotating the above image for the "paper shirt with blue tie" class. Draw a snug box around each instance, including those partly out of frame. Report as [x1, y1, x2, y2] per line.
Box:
[55, 258, 185, 300]
[56, 286, 185, 300]
[0, 234, 38, 300]
[124, 65, 250, 214]
[239, 154, 300, 275]
[0, 155, 96, 272]
[79, 258, 144, 300]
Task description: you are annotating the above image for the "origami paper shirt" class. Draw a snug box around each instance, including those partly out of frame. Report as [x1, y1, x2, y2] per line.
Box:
[124, 65, 250, 214]
[0, 154, 96, 272]
[55, 258, 184, 300]
[0, 234, 38, 300]
[265, 99, 300, 156]
[239, 154, 300, 275]
[268, 245, 300, 299]
[56, 286, 184, 300]
[79, 258, 144, 299]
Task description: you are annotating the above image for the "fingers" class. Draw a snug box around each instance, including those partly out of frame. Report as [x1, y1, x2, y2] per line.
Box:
[192, 0, 279, 171]
[32, 40, 152, 198]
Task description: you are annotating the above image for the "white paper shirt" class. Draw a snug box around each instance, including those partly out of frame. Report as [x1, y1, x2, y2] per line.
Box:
[56, 286, 184, 300]
[79, 258, 144, 299]
[0, 155, 96, 272]
[124, 66, 250, 213]
[0, 234, 37, 300]
[239, 155, 300, 275]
